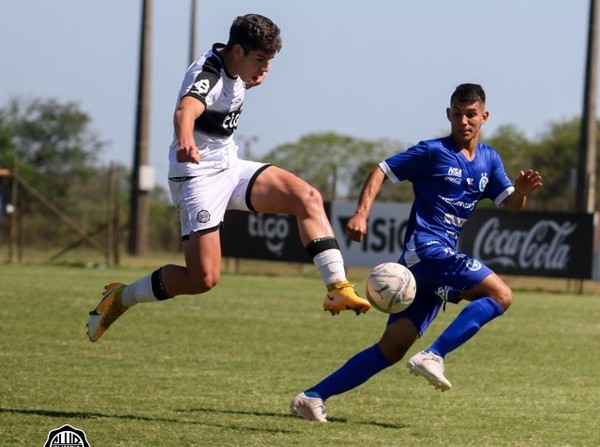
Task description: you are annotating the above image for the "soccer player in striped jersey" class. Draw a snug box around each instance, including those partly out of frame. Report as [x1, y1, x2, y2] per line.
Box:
[291, 83, 542, 422]
[87, 14, 370, 343]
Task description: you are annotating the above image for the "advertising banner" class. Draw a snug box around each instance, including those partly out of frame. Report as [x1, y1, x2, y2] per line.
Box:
[459, 209, 594, 279]
[222, 202, 596, 280]
[221, 209, 315, 263]
[329, 201, 412, 267]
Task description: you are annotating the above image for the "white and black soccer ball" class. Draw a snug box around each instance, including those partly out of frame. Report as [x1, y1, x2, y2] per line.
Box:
[365, 262, 417, 314]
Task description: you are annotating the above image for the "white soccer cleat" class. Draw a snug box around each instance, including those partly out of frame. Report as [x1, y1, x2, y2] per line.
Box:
[290, 392, 328, 422]
[407, 350, 452, 391]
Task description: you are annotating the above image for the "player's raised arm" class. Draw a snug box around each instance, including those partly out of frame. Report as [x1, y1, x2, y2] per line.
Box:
[346, 166, 387, 242]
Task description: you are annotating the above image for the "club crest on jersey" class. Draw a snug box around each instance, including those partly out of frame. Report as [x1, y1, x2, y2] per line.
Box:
[465, 258, 482, 271]
[479, 173, 489, 192]
[193, 79, 211, 95]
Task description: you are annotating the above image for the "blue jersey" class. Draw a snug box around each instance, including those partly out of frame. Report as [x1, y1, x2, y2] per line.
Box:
[380, 136, 513, 264]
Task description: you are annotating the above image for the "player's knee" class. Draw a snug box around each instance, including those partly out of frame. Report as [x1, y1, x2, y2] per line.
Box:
[378, 329, 415, 364]
[492, 285, 513, 310]
[189, 272, 220, 294]
[295, 184, 325, 216]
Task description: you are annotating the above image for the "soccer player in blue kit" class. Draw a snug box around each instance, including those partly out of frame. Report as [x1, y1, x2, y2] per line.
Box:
[291, 83, 543, 422]
[87, 14, 371, 343]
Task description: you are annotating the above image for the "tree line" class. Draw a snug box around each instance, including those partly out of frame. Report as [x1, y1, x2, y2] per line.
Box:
[0, 97, 597, 253]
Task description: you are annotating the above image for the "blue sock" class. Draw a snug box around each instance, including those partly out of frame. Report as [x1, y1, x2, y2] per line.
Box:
[428, 297, 504, 358]
[304, 344, 393, 401]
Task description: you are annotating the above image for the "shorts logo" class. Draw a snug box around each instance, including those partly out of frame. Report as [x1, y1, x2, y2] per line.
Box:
[435, 285, 451, 302]
[466, 259, 482, 271]
[43, 424, 90, 447]
[196, 210, 211, 223]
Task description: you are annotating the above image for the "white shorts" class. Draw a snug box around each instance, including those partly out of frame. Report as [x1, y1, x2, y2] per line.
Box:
[169, 160, 270, 237]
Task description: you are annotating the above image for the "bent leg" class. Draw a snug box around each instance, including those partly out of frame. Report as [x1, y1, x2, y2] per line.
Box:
[426, 273, 511, 358]
[122, 230, 223, 307]
[250, 166, 370, 314]
[162, 230, 223, 296]
[249, 165, 332, 244]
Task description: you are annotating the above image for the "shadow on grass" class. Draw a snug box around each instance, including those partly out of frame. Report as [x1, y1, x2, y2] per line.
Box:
[178, 407, 408, 429]
[2, 406, 407, 430]
[0, 407, 299, 434]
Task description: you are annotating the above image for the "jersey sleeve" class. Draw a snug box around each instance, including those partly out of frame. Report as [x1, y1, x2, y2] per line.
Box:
[181, 57, 222, 107]
[483, 148, 514, 206]
[380, 141, 431, 183]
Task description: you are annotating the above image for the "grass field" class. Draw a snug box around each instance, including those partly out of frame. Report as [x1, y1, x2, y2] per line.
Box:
[1, 261, 599, 446]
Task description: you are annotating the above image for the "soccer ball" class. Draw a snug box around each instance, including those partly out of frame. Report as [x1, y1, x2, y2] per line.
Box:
[365, 262, 417, 314]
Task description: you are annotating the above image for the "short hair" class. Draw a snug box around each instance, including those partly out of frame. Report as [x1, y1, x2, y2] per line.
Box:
[450, 83, 486, 105]
[226, 14, 282, 55]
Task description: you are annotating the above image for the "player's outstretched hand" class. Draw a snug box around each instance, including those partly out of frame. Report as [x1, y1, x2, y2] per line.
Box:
[514, 169, 542, 196]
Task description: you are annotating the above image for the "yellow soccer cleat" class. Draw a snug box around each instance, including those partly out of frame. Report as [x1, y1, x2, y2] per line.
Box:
[323, 281, 371, 316]
[87, 282, 128, 342]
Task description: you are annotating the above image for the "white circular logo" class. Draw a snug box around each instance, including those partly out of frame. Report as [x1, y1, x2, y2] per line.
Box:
[466, 259, 482, 271]
[196, 210, 210, 223]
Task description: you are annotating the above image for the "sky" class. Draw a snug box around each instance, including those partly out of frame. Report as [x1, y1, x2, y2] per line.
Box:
[0, 0, 592, 191]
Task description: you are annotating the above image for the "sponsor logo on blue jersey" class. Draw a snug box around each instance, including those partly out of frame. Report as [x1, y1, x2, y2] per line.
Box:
[447, 167, 462, 177]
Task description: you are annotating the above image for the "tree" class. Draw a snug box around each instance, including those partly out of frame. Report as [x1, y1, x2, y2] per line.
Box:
[484, 124, 534, 180]
[527, 118, 582, 211]
[0, 98, 111, 248]
[0, 115, 15, 169]
[485, 118, 600, 212]
[262, 132, 400, 201]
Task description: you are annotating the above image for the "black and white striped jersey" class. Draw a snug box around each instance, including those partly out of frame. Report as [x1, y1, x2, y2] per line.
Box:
[168, 43, 245, 177]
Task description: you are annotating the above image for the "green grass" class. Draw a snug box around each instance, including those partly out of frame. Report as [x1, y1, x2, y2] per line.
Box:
[1, 263, 599, 446]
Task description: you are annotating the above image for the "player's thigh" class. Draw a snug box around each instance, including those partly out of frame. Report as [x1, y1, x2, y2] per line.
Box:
[378, 290, 442, 362]
[410, 253, 493, 303]
[249, 165, 321, 215]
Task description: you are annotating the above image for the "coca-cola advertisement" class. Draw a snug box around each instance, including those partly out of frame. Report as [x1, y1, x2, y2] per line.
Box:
[459, 209, 594, 279]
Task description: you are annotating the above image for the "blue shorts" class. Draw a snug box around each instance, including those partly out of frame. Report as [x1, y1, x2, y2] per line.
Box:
[388, 248, 493, 336]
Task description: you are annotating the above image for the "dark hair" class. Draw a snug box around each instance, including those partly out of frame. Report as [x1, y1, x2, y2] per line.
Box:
[226, 14, 282, 55]
[450, 83, 486, 105]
